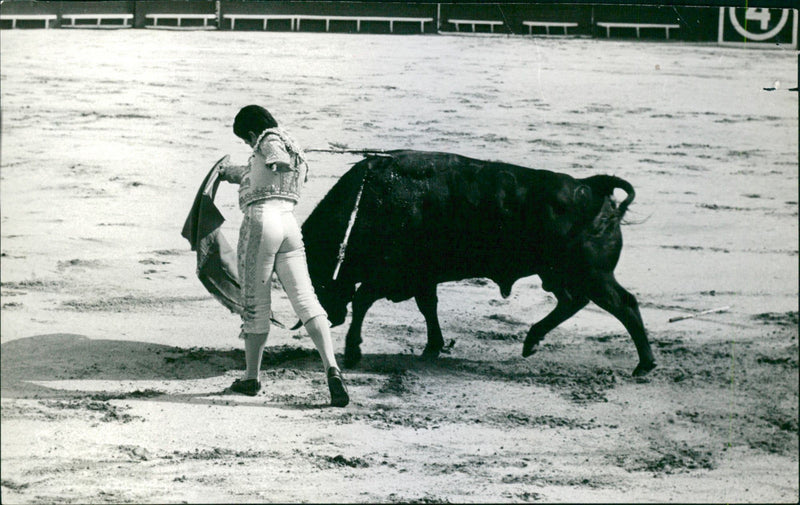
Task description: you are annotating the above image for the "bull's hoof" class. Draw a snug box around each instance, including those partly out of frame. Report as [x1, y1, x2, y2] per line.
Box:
[521, 340, 540, 358]
[421, 346, 441, 360]
[632, 360, 657, 377]
[522, 332, 543, 358]
[342, 349, 362, 369]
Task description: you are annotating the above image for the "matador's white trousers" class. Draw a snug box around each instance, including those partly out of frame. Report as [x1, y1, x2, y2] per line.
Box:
[237, 198, 327, 335]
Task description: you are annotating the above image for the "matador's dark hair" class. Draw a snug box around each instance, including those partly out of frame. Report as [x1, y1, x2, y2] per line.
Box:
[233, 105, 279, 141]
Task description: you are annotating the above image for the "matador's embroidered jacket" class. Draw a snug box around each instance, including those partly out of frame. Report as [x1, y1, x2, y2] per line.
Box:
[221, 128, 308, 210]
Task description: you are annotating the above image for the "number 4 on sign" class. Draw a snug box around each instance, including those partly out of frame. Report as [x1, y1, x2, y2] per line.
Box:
[746, 8, 771, 30]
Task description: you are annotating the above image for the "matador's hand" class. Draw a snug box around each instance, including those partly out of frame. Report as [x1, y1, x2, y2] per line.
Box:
[215, 154, 232, 180]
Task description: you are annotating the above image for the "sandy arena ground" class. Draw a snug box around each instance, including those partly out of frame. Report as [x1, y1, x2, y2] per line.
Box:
[0, 30, 798, 503]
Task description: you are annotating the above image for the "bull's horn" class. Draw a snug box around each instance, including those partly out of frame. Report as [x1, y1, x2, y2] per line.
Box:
[290, 320, 303, 331]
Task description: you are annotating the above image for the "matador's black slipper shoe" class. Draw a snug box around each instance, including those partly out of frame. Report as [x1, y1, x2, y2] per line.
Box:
[327, 367, 349, 408]
[230, 378, 261, 396]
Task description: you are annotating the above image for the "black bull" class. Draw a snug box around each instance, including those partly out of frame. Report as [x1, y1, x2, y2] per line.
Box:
[301, 150, 656, 376]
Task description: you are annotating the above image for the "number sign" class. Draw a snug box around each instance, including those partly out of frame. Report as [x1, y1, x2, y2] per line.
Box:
[718, 8, 797, 48]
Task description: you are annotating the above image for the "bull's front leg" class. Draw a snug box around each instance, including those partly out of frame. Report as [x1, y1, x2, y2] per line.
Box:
[415, 284, 445, 359]
[343, 284, 381, 368]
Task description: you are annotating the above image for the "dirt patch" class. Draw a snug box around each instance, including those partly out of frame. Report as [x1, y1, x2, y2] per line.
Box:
[170, 448, 275, 460]
[484, 314, 527, 325]
[337, 405, 447, 430]
[61, 294, 209, 312]
[1, 398, 142, 424]
[139, 258, 170, 265]
[475, 330, 524, 342]
[44, 399, 139, 423]
[752, 311, 799, 327]
[320, 454, 371, 468]
[261, 346, 319, 367]
[56, 259, 105, 271]
[378, 371, 419, 396]
[1, 279, 65, 291]
[152, 249, 184, 256]
[490, 411, 601, 430]
[476, 360, 620, 403]
[88, 390, 165, 401]
[615, 439, 716, 474]
[1, 480, 30, 492]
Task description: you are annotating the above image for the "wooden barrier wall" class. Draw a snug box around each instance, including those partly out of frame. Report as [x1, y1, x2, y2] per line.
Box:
[0, 1, 796, 47]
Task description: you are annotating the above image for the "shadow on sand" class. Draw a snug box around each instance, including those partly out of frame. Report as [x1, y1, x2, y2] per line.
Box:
[1, 333, 311, 397]
[0, 333, 483, 400]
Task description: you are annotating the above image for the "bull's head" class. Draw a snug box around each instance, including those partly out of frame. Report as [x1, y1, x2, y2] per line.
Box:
[542, 182, 599, 238]
[306, 257, 354, 327]
[314, 281, 351, 327]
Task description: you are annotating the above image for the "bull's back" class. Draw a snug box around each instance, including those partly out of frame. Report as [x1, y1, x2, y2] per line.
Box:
[344, 152, 549, 288]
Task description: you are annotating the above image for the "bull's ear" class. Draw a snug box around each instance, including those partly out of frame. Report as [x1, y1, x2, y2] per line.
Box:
[573, 185, 593, 209]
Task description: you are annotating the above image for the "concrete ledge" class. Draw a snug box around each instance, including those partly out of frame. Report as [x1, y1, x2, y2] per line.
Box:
[62, 14, 133, 28]
[448, 19, 504, 33]
[145, 13, 216, 29]
[523, 20, 578, 35]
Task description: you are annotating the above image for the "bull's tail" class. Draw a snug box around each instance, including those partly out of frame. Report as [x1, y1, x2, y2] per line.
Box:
[584, 175, 636, 219]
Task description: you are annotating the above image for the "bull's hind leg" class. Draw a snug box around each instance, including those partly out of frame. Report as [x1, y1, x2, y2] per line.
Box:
[522, 294, 588, 358]
[343, 284, 381, 368]
[587, 274, 656, 376]
[415, 284, 445, 360]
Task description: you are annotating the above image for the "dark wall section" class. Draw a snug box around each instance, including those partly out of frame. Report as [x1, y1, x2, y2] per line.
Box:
[507, 4, 594, 36]
[221, 1, 435, 17]
[0, 1, 135, 27]
[132, 1, 215, 28]
[0, 1, 212, 28]
[60, 1, 135, 15]
[589, 5, 719, 40]
[440, 3, 594, 35]
[219, 1, 438, 33]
